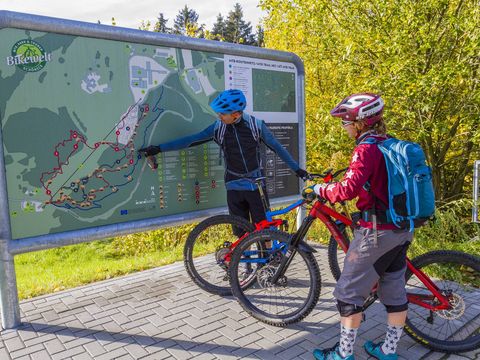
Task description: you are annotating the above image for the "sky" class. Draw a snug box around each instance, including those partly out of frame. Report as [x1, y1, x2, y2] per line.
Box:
[0, 0, 266, 31]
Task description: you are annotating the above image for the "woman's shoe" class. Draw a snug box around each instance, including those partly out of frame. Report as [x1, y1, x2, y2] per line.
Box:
[363, 341, 398, 360]
[313, 343, 355, 360]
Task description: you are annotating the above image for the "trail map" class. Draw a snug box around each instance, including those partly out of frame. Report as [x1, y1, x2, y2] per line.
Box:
[0, 28, 299, 239]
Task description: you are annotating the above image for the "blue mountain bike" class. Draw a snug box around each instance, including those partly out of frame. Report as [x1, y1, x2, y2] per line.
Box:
[183, 172, 337, 296]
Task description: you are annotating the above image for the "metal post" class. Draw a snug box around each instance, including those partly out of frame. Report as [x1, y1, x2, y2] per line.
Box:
[473, 160, 480, 223]
[0, 243, 20, 330]
[297, 58, 307, 230]
[0, 123, 20, 330]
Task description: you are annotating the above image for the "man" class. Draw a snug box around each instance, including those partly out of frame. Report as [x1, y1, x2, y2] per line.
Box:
[139, 89, 309, 230]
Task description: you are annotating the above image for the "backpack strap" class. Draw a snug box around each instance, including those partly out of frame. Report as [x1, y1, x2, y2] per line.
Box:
[358, 136, 378, 192]
[246, 114, 261, 143]
[357, 134, 390, 231]
[358, 136, 379, 146]
[213, 120, 227, 146]
[213, 120, 226, 165]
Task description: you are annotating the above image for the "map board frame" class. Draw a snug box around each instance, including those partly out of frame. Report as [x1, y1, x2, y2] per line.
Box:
[0, 11, 306, 329]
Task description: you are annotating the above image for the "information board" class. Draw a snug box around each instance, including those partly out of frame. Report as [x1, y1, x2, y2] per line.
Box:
[0, 27, 301, 239]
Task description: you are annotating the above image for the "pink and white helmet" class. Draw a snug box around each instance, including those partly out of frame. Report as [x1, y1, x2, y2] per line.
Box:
[330, 93, 384, 126]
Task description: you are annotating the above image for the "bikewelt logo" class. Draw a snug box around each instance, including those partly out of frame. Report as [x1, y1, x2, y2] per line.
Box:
[6, 39, 52, 72]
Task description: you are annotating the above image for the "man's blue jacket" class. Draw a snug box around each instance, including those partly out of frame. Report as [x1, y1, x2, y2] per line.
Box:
[157, 113, 300, 191]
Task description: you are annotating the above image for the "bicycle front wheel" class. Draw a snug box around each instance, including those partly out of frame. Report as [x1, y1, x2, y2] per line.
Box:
[229, 229, 321, 326]
[405, 250, 480, 353]
[183, 215, 255, 296]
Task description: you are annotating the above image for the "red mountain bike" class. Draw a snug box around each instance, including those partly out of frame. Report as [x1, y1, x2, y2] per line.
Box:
[228, 175, 480, 353]
[183, 173, 336, 296]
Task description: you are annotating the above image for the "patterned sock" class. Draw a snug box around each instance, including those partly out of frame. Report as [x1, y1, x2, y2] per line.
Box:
[339, 324, 358, 358]
[381, 324, 404, 354]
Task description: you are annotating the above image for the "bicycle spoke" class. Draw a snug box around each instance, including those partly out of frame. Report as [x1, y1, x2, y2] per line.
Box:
[184, 215, 255, 296]
[235, 239, 316, 316]
[229, 230, 321, 326]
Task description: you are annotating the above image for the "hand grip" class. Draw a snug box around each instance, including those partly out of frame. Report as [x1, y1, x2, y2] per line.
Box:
[146, 155, 158, 170]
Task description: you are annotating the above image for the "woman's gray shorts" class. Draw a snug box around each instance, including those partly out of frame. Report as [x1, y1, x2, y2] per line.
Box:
[333, 227, 414, 307]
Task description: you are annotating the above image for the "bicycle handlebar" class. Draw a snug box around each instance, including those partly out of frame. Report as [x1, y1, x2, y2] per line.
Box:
[308, 167, 348, 183]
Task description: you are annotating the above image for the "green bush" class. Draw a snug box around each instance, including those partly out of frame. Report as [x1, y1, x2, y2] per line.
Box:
[411, 199, 480, 257]
[105, 222, 197, 257]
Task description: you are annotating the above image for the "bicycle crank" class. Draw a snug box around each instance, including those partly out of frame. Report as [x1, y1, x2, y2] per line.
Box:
[215, 243, 232, 271]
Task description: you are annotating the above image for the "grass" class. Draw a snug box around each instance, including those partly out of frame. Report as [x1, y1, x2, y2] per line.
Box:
[14, 223, 196, 300]
[15, 240, 185, 300]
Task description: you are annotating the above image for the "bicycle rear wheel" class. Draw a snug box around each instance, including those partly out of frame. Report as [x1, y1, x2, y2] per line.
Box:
[405, 250, 480, 353]
[183, 215, 255, 296]
[327, 226, 350, 281]
[229, 229, 321, 326]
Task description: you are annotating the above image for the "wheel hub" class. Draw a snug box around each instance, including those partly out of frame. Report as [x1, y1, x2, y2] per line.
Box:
[215, 246, 231, 270]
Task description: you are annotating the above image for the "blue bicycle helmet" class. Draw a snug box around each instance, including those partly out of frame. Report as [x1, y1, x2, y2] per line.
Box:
[210, 89, 247, 114]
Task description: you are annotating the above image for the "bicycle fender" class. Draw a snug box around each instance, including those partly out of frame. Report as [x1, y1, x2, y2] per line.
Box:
[299, 240, 317, 253]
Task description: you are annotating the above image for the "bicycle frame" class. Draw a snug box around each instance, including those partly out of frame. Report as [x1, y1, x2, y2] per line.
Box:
[223, 198, 306, 263]
[275, 199, 453, 312]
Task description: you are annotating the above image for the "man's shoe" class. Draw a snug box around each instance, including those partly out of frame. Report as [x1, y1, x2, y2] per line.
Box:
[363, 341, 398, 360]
[313, 343, 355, 360]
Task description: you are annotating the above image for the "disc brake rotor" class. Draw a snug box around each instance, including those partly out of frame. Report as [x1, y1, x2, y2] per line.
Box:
[257, 265, 287, 290]
[436, 292, 466, 320]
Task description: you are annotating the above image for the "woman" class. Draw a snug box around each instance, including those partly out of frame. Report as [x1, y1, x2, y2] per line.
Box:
[304, 93, 412, 360]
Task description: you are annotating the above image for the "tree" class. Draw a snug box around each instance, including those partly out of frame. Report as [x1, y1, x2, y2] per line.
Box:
[261, 0, 480, 203]
[255, 25, 265, 47]
[211, 14, 227, 41]
[138, 20, 151, 31]
[186, 22, 205, 38]
[173, 5, 204, 37]
[154, 13, 170, 33]
[224, 3, 255, 45]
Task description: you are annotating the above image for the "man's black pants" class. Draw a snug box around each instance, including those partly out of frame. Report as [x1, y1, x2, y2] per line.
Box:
[227, 189, 270, 237]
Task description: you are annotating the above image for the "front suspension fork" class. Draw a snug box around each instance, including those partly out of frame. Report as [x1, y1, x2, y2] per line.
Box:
[270, 215, 314, 284]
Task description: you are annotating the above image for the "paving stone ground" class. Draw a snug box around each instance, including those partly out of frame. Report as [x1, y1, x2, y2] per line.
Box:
[1, 244, 478, 360]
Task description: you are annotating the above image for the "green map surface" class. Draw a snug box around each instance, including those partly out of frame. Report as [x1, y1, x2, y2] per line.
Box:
[0, 28, 228, 239]
[252, 69, 296, 112]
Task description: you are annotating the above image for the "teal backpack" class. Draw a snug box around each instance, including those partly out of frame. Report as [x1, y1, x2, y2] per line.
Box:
[362, 136, 435, 231]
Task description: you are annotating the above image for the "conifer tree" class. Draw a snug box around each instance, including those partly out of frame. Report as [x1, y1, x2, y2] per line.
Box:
[255, 25, 264, 47]
[154, 13, 170, 33]
[224, 3, 255, 45]
[211, 14, 226, 41]
[173, 6, 202, 36]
